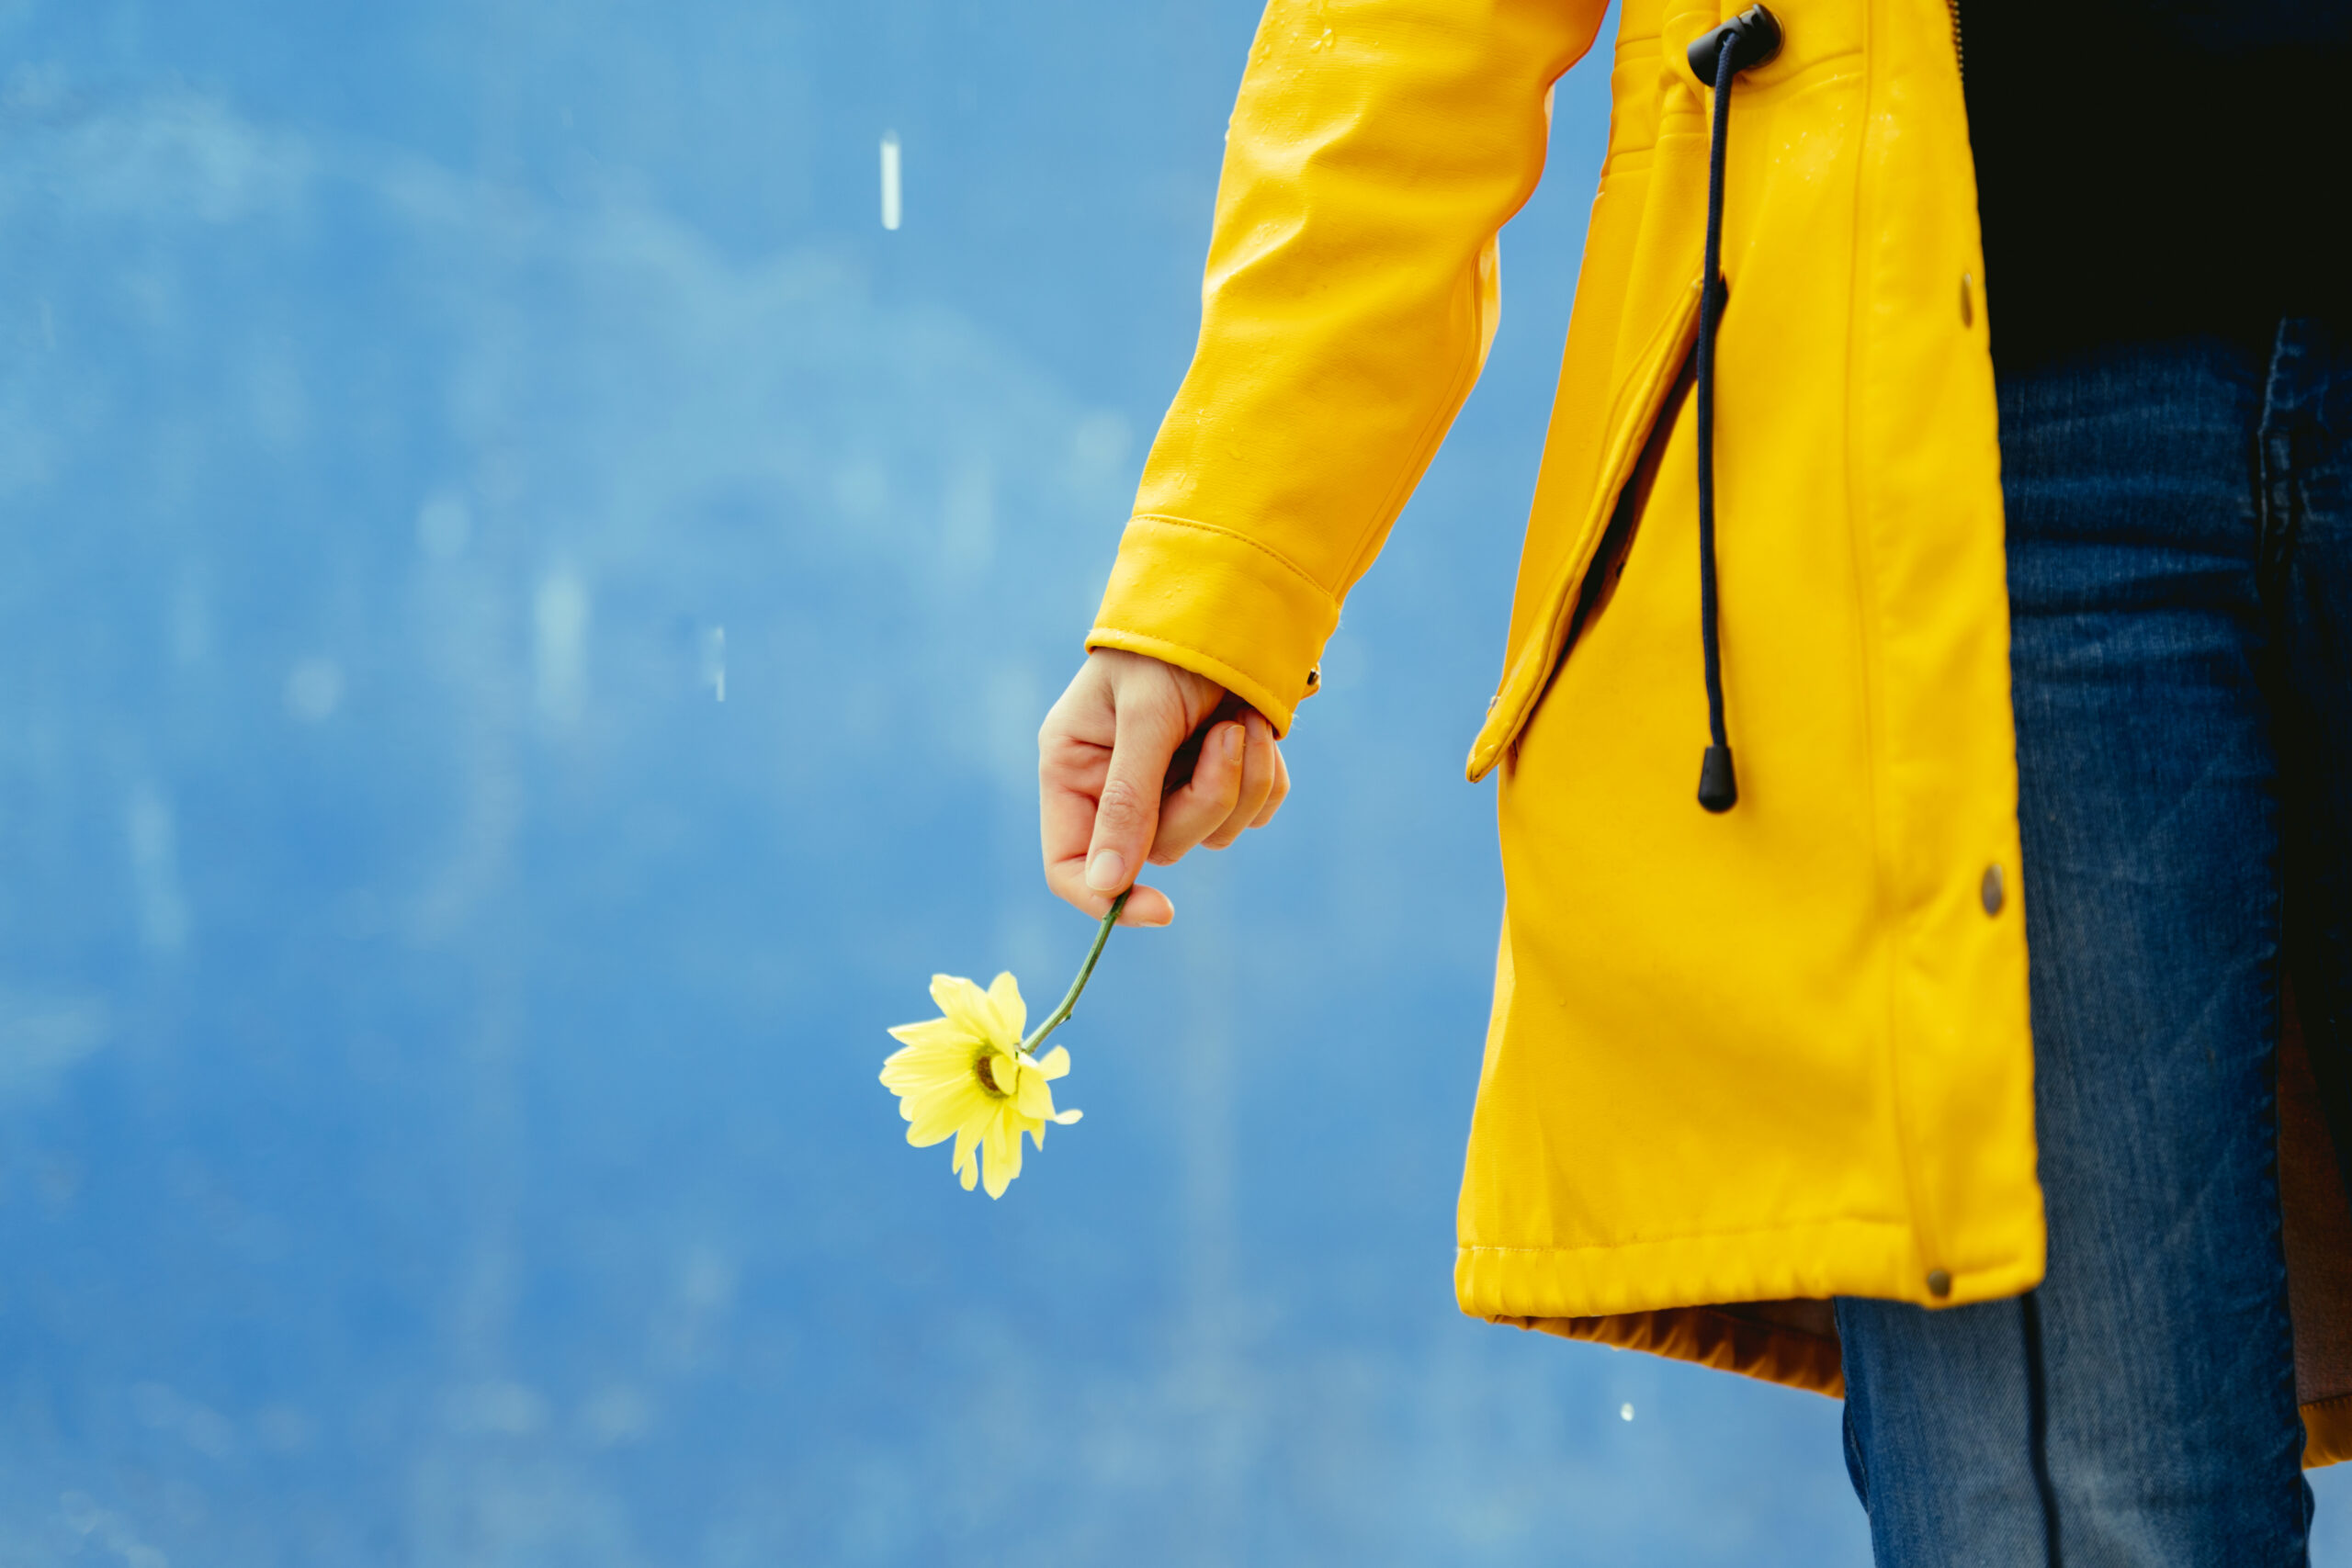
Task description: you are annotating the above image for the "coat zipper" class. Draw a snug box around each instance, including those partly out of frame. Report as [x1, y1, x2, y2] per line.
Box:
[1947, 0, 1965, 82]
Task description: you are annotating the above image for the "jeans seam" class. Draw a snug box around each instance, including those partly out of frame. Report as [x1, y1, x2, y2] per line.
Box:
[2021, 1290, 2064, 1568]
[2256, 318, 2302, 596]
[1842, 1395, 1870, 1512]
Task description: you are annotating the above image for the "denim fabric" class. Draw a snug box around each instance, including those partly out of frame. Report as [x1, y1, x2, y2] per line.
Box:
[1835, 321, 2352, 1567]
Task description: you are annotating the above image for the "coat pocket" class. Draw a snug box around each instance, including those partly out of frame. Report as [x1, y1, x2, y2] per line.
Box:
[1547, 350, 1694, 698]
[1466, 277, 1704, 782]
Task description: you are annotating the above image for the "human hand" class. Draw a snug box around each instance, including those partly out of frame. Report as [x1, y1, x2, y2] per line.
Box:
[1037, 649, 1290, 926]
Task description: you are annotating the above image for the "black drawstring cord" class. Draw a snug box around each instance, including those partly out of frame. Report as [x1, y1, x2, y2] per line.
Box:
[1688, 6, 1781, 814]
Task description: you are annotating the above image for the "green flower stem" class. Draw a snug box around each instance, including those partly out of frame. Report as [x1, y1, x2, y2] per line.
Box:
[1020, 889, 1129, 1055]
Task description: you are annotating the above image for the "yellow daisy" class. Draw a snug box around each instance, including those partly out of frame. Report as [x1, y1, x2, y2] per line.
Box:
[882, 971, 1081, 1198]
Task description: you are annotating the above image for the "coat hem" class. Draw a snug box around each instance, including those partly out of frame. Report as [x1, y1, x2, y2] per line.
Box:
[2304, 1392, 2352, 1470]
[1457, 1215, 2042, 1321]
[1455, 1214, 2044, 1400]
[1498, 1305, 1846, 1396]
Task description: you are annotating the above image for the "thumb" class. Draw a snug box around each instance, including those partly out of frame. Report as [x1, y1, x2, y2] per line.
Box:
[1082, 698, 1187, 896]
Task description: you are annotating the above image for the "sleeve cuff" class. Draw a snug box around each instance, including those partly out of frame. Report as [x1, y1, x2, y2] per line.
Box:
[1085, 513, 1340, 737]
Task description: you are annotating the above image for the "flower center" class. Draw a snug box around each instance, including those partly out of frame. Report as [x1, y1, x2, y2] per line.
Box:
[973, 1052, 1009, 1097]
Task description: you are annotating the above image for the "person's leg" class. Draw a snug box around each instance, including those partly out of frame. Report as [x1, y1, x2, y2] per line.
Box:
[1836, 332, 2312, 1566]
[1833, 1291, 2056, 1562]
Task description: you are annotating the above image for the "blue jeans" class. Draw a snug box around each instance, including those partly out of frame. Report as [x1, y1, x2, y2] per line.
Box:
[1834, 321, 2352, 1565]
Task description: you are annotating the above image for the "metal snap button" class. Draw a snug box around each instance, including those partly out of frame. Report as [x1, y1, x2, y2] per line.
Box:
[1980, 863, 2004, 916]
[1927, 1268, 1952, 1299]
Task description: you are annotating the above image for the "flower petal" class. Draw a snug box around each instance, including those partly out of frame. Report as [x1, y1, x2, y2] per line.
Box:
[929, 974, 997, 1038]
[907, 1086, 984, 1147]
[1034, 1044, 1070, 1080]
[1053, 1107, 1083, 1124]
[1013, 1063, 1055, 1122]
[987, 972, 1027, 1043]
[885, 1016, 975, 1053]
[882, 1023, 984, 1089]
[881, 1052, 973, 1096]
[904, 1104, 963, 1148]
[981, 1111, 1023, 1198]
[883, 1050, 982, 1097]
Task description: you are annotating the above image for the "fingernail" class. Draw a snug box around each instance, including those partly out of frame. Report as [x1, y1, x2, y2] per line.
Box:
[1142, 899, 1173, 927]
[1085, 850, 1125, 892]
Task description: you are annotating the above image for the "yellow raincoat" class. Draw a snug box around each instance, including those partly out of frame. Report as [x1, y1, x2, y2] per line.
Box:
[1083, 0, 2352, 1462]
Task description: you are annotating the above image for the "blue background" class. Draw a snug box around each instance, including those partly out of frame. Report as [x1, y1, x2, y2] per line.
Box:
[2, 2, 2345, 1562]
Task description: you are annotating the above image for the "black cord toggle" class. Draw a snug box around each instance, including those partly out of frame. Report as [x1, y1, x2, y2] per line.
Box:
[1687, 5, 1779, 816]
[1687, 6, 1783, 86]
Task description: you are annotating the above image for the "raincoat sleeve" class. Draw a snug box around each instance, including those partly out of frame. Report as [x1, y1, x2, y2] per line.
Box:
[1086, 0, 1609, 734]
